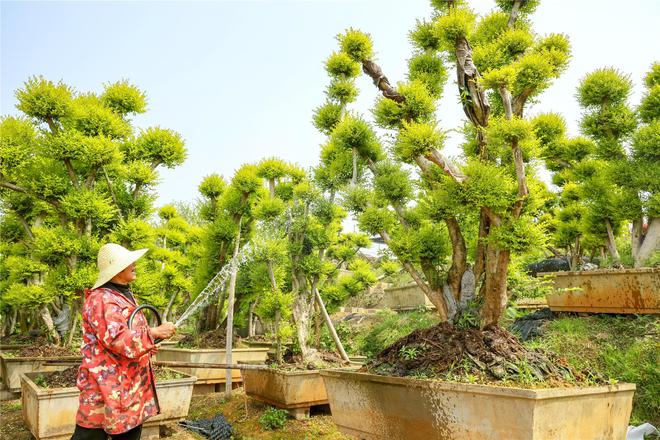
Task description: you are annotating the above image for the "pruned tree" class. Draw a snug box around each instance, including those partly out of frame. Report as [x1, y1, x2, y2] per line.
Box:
[0, 77, 186, 343]
[317, 0, 570, 327]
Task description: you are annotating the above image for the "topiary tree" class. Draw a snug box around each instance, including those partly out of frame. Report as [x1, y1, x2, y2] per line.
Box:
[0, 77, 186, 343]
[317, 0, 570, 327]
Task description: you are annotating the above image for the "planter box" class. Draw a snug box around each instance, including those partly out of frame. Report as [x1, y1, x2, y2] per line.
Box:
[21, 368, 195, 440]
[243, 369, 329, 419]
[376, 284, 435, 311]
[321, 370, 635, 440]
[154, 347, 268, 393]
[544, 268, 660, 314]
[1, 354, 82, 393]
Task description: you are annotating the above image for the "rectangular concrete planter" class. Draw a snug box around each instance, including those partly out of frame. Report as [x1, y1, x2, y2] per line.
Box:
[321, 369, 635, 440]
[1, 354, 82, 393]
[543, 268, 660, 314]
[154, 347, 268, 392]
[21, 368, 195, 440]
[377, 283, 435, 311]
[243, 369, 328, 419]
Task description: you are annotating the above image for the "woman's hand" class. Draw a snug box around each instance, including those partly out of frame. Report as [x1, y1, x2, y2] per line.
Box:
[150, 322, 177, 340]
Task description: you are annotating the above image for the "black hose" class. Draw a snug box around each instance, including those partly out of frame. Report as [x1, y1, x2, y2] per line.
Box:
[128, 304, 163, 344]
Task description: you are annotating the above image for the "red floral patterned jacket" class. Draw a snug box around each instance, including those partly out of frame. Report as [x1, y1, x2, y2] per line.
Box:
[76, 287, 159, 434]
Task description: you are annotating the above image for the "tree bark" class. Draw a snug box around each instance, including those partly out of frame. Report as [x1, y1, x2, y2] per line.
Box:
[479, 246, 511, 327]
[40, 306, 61, 346]
[361, 60, 405, 103]
[163, 290, 179, 322]
[636, 217, 660, 267]
[445, 217, 467, 301]
[248, 302, 256, 338]
[604, 219, 621, 264]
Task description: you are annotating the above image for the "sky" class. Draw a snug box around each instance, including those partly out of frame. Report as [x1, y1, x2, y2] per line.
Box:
[2, 0, 659, 209]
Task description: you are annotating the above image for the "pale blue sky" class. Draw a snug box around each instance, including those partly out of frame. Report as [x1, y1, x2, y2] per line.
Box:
[2, 0, 659, 207]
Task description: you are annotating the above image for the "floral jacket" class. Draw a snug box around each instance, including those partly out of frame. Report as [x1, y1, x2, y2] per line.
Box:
[76, 287, 159, 434]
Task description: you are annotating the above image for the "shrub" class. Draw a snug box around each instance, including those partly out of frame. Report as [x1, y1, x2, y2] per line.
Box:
[258, 407, 288, 430]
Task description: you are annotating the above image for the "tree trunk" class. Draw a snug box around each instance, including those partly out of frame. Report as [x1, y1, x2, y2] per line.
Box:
[266, 260, 283, 363]
[225, 217, 243, 399]
[248, 302, 256, 337]
[604, 219, 621, 264]
[314, 302, 321, 350]
[473, 209, 489, 283]
[570, 236, 581, 270]
[66, 310, 78, 347]
[313, 286, 350, 362]
[636, 217, 660, 267]
[162, 290, 178, 323]
[445, 217, 467, 301]
[479, 246, 511, 327]
[40, 306, 61, 345]
[352, 147, 358, 185]
[292, 288, 315, 362]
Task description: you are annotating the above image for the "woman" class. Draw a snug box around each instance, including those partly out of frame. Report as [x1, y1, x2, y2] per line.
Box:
[72, 243, 177, 440]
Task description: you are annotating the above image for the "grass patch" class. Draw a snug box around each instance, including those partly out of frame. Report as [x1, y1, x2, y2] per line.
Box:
[523, 314, 659, 426]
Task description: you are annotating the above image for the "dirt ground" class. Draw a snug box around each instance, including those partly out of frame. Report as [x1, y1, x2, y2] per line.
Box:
[0, 387, 349, 440]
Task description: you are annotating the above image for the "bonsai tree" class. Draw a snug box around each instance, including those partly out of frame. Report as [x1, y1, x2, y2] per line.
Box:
[317, 0, 570, 326]
[0, 77, 186, 343]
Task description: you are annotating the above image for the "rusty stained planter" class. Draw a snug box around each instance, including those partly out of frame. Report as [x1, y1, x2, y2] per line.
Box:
[543, 268, 660, 314]
[20, 368, 195, 440]
[321, 370, 635, 440]
[243, 369, 329, 419]
[1, 353, 82, 393]
[154, 347, 268, 393]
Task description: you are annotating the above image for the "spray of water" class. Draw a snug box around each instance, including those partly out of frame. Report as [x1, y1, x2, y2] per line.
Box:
[174, 243, 252, 327]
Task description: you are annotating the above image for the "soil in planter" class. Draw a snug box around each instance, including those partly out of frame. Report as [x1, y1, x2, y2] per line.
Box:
[271, 348, 349, 371]
[363, 322, 605, 387]
[177, 329, 244, 349]
[34, 367, 78, 388]
[16, 344, 79, 357]
[153, 366, 186, 381]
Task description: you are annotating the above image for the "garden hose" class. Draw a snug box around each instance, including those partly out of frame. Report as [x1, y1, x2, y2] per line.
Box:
[128, 304, 163, 344]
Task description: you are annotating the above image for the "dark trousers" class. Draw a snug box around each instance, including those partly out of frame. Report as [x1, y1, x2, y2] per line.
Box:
[70, 424, 142, 440]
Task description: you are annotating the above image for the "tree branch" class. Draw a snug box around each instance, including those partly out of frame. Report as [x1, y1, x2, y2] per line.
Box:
[424, 150, 466, 183]
[361, 60, 405, 103]
[508, 0, 523, 27]
[102, 167, 124, 221]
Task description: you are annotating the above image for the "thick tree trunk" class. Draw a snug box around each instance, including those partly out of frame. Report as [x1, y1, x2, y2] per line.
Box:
[40, 306, 61, 345]
[474, 209, 489, 283]
[445, 217, 467, 301]
[248, 302, 256, 337]
[292, 286, 315, 362]
[266, 260, 283, 362]
[636, 217, 660, 267]
[314, 302, 321, 350]
[570, 236, 581, 270]
[66, 310, 78, 347]
[480, 247, 511, 327]
[604, 219, 621, 264]
[632, 218, 643, 263]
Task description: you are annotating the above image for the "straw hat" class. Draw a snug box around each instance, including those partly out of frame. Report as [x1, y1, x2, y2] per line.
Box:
[92, 243, 149, 289]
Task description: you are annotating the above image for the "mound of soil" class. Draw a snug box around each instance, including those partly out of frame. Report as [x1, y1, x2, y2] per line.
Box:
[363, 323, 602, 386]
[177, 329, 243, 349]
[274, 349, 349, 371]
[17, 344, 79, 358]
[38, 367, 78, 388]
[0, 334, 41, 345]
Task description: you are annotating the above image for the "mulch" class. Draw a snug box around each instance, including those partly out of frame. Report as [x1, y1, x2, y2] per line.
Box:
[41, 367, 78, 388]
[363, 322, 603, 386]
[177, 329, 242, 349]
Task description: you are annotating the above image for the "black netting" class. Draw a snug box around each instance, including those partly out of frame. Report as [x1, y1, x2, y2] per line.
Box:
[180, 414, 233, 440]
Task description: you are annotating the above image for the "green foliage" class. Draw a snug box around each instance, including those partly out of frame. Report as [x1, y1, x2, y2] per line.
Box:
[577, 68, 632, 107]
[433, 8, 476, 51]
[130, 127, 187, 168]
[338, 29, 373, 62]
[639, 84, 660, 123]
[460, 160, 517, 213]
[341, 185, 372, 214]
[373, 161, 413, 205]
[394, 121, 444, 162]
[580, 104, 637, 145]
[15, 76, 72, 122]
[198, 173, 226, 200]
[358, 206, 395, 236]
[258, 407, 288, 430]
[330, 114, 382, 161]
[325, 52, 361, 78]
[407, 52, 447, 98]
[644, 62, 660, 88]
[487, 215, 547, 253]
[632, 121, 660, 161]
[100, 80, 147, 115]
[495, 0, 540, 14]
[312, 102, 343, 135]
[409, 19, 441, 51]
[326, 78, 358, 105]
[69, 94, 131, 139]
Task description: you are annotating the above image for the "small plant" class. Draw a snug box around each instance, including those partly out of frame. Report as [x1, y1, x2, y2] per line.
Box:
[399, 345, 421, 360]
[33, 374, 48, 388]
[258, 406, 288, 430]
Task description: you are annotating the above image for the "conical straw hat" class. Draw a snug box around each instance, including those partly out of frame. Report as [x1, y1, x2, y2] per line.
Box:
[92, 243, 148, 289]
